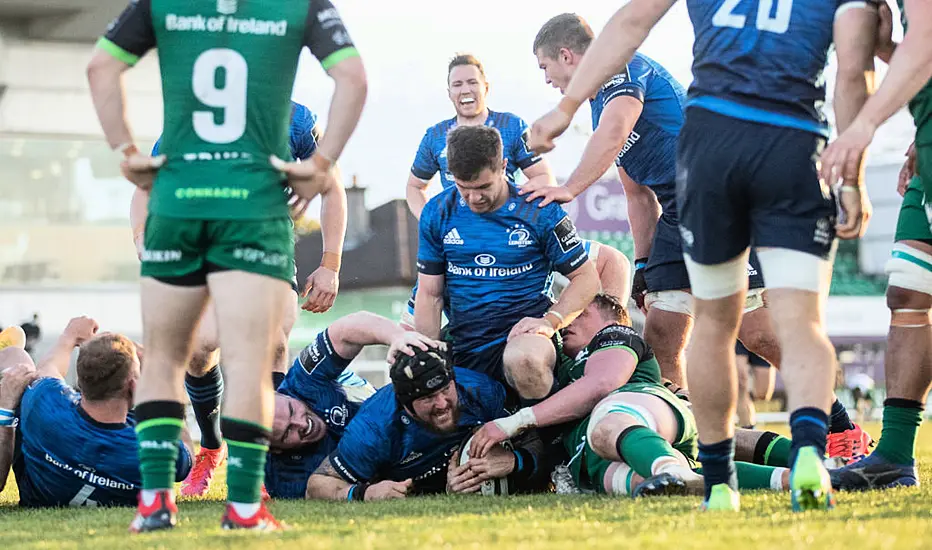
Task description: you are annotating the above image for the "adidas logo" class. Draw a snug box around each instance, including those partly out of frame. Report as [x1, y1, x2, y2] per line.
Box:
[443, 228, 464, 245]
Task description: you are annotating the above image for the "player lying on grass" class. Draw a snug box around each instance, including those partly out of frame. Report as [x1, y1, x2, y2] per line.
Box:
[305, 347, 548, 501]
[129, 101, 348, 497]
[0, 317, 192, 507]
[469, 294, 793, 500]
[265, 311, 436, 499]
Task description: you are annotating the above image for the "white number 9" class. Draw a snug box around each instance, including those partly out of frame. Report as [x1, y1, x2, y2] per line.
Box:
[192, 49, 248, 144]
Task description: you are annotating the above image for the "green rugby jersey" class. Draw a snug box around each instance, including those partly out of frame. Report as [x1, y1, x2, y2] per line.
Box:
[98, 0, 359, 219]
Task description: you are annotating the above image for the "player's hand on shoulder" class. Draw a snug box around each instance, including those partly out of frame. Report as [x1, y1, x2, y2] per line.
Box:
[528, 107, 573, 155]
[271, 153, 338, 202]
[0, 362, 38, 410]
[897, 142, 917, 197]
[63, 316, 99, 346]
[521, 185, 575, 207]
[507, 316, 555, 341]
[120, 153, 165, 191]
[365, 479, 412, 501]
[386, 332, 445, 364]
[302, 267, 339, 314]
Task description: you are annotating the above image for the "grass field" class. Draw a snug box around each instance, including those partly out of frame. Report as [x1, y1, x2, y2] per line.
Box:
[2, 422, 931, 549]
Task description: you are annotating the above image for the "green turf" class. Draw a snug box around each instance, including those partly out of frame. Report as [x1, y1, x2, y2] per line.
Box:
[2, 423, 930, 549]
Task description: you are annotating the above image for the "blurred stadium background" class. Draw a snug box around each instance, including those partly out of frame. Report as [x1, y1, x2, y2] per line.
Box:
[0, 0, 914, 414]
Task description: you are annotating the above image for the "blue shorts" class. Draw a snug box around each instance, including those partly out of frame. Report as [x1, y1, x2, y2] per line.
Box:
[676, 107, 836, 265]
[645, 212, 765, 293]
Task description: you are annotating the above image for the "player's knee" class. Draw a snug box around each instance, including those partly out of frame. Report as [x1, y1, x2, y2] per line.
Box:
[738, 330, 778, 366]
[273, 340, 288, 370]
[587, 417, 623, 459]
[502, 342, 553, 399]
[642, 314, 687, 358]
[187, 346, 219, 377]
[886, 243, 932, 302]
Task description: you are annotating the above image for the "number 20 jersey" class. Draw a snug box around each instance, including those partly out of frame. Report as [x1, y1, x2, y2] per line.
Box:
[99, 0, 357, 220]
[686, 0, 877, 136]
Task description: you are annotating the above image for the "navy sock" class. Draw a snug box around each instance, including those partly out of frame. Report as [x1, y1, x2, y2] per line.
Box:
[789, 407, 829, 466]
[697, 438, 737, 501]
[829, 398, 855, 434]
[184, 366, 224, 450]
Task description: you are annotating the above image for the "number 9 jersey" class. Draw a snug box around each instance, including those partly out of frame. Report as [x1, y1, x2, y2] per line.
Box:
[686, 0, 879, 137]
[98, 0, 358, 220]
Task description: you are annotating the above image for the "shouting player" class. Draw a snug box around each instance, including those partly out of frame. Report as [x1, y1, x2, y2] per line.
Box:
[414, 125, 599, 402]
[526, 0, 878, 512]
[88, 0, 366, 531]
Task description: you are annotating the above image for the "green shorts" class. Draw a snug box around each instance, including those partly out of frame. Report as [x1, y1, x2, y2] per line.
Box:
[563, 382, 698, 493]
[140, 214, 295, 285]
[918, 142, 932, 223]
[895, 176, 932, 243]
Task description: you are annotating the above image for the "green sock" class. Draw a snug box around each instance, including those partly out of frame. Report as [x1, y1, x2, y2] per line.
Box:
[753, 432, 792, 468]
[222, 417, 271, 504]
[616, 426, 681, 479]
[134, 401, 186, 491]
[874, 399, 924, 465]
[734, 461, 781, 490]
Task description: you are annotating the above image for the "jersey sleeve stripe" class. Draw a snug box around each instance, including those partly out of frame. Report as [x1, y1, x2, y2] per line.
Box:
[591, 345, 639, 362]
[320, 47, 360, 70]
[95, 37, 140, 66]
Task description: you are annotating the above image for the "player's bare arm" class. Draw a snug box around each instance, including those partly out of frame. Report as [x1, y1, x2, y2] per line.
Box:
[831, 2, 880, 239]
[87, 50, 165, 189]
[323, 311, 440, 360]
[35, 317, 100, 380]
[527, 0, 676, 153]
[414, 273, 445, 340]
[519, 157, 557, 194]
[129, 187, 149, 258]
[471, 347, 634, 458]
[525, 96, 644, 207]
[0, 362, 38, 490]
[546, 260, 601, 331]
[593, 244, 632, 304]
[821, 0, 932, 186]
[303, 163, 348, 313]
[306, 459, 413, 501]
[406, 173, 432, 220]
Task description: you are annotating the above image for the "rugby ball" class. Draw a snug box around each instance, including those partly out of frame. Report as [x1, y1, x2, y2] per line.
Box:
[459, 435, 513, 496]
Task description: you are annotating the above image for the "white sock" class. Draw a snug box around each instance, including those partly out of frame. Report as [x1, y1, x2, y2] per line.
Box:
[609, 463, 634, 496]
[770, 467, 788, 491]
[231, 501, 261, 518]
[140, 489, 161, 507]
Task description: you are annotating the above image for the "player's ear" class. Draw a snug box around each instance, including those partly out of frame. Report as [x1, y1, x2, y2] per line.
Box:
[501, 158, 508, 175]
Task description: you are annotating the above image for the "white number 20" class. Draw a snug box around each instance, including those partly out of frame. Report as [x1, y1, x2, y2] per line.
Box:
[712, 0, 793, 34]
[192, 49, 248, 144]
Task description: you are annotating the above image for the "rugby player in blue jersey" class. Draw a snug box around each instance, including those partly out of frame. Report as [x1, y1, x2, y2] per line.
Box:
[527, 0, 878, 512]
[400, 54, 560, 330]
[413, 125, 600, 402]
[0, 317, 192, 507]
[406, 54, 555, 220]
[265, 312, 438, 499]
[305, 347, 546, 500]
[526, 14, 869, 464]
[128, 101, 348, 497]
